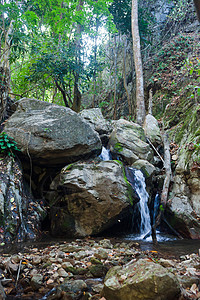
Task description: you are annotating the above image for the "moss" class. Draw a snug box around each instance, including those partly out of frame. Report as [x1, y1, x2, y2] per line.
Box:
[114, 142, 123, 152]
[114, 160, 135, 206]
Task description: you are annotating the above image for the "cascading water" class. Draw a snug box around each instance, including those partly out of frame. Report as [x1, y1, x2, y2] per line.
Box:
[133, 169, 151, 238]
[99, 146, 112, 161]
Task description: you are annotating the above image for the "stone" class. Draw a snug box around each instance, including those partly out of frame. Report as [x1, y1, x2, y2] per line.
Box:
[32, 255, 42, 265]
[49, 160, 137, 237]
[89, 264, 107, 278]
[4, 98, 102, 166]
[131, 159, 156, 178]
[143, 114, 162, 146]
[108, 119, 153, 164]
[58, 268, 68, 278]
[102, 259, 181, 300]
[30, 274, 43, 290]
[99, 239, 113, 249]
[80, 108, 111, 142]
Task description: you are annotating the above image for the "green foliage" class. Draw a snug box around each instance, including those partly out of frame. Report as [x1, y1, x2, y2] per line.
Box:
[0, 133, 20, 157]
[109, 0, 155, 45]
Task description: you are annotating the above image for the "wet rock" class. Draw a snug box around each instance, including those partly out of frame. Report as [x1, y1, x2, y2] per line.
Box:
[108, 119, 153, 164]
[49, 160, 136, 237]
[0, 156, 45, 244]
[131, 159, 156, 178]
[102, 258, 181, 300]
[4, 98, 102, 166]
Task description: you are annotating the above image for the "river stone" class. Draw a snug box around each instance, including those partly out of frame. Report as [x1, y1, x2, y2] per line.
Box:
[108, 119, 153, 164]
[48, 160, 137, 237]
[143, 114, 162, 146]
[4, 98, 102, 166]
[102, 259, 181, 300]
[131, 159, 156, 178]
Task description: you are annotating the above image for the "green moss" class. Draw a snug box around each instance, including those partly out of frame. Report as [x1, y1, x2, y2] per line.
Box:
[114, 142, 123, 152]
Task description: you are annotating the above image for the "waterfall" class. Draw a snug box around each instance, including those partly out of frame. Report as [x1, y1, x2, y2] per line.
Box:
[131, 168, 151, 238]
[99, 146, 112, 161]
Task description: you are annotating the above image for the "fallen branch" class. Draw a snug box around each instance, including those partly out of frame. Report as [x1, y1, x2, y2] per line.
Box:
[15, 260, 22, 288]
[146, 137, 165, 166]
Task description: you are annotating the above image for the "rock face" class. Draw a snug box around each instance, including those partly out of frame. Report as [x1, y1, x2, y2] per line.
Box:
[80, 108, 111, 143]
[165, 106, 200, 239]
[0, 156, 45, 243]
[102, 258, 181, 300]
[48, 160, 137, 237]
[109, 119, 153, 165]
[4, 98, 102, 166]
[143, 114, 162, 146]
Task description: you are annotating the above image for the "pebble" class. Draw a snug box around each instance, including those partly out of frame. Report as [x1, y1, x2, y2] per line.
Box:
[0, 238, 199, 299]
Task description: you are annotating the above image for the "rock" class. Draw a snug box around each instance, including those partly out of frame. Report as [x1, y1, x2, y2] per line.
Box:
[164, 100, 200, 238]
[166, 174, 200, 239]
[108, 119, 153, 164]
[131, 159, 156, 178]
[57, 268, 68, 278]
[94, 249, 108, 260]
[99, 239, 113, 249]
[30, 274, 43, 290]
[4, 98, 102, 166]
[80, 108, 111, 143]
[0, 156, 45, 244]
[49, 160, 137, 237]
[32, 256, 42, 265]
[89, 264, 107, 278]
[102, 259, 181, 300]
[143, 114, 162, 146]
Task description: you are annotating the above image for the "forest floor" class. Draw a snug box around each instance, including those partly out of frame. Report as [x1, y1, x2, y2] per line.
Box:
[0, 237, 199, 300]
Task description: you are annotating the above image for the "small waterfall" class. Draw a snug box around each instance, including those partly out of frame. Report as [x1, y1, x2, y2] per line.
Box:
[99, 146, 112, 161]
[153, 193, 160, 225]
[127, 168, 151, 239]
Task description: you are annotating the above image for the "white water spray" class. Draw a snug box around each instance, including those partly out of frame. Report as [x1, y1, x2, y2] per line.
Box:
[99, 146, 112, 161]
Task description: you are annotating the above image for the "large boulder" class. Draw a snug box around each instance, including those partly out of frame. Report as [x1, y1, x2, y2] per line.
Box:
[102, 258, 181, 300]
[79, 108, 111, 143]
[47, 160, 138, 237]
[143, 114, 162, 146]
[108, 119, 153, 164]
[0, 155, 45, 244]
[4, 98, 102, 166]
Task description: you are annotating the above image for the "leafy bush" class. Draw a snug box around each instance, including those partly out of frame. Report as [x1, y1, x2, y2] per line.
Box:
[0, 132, 20, 157]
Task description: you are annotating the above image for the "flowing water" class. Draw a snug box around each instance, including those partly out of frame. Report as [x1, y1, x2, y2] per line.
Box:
[133, 169, 151, 238]
[99, 146, 112, 161]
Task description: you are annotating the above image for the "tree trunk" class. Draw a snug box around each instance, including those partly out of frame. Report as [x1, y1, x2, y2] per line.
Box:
[0, 20, 14, 125]
[72, 0, 83, 113]
[113, 34, 118, 120]
[152, 131, 172, 243]
[131, 0, 145, 126]
[92, 17, 99, 108]
[123, 36, 132, 116]
[193, 0, 200, 21]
